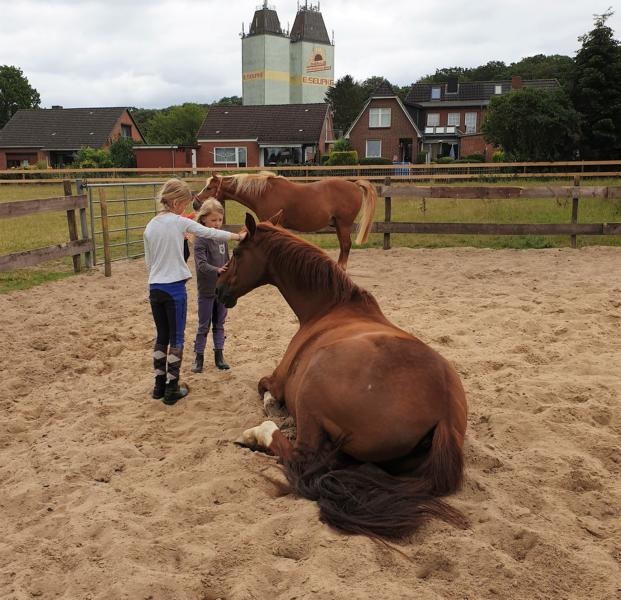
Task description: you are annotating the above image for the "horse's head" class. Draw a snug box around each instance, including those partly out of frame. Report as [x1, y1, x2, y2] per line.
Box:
[216, 211, 283, 308]
[192, 175, 224, 211]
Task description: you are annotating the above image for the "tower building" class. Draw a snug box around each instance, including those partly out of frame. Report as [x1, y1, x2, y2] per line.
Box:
[241, 1, 334, 105]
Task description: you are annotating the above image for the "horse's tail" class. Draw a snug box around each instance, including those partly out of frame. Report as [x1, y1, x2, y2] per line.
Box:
[281, 432, 467, 540]
[354, 179, 377, 245]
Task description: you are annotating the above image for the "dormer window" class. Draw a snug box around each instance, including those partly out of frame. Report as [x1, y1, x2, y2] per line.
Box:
[431, 86, 441, 100]
[494, 84, 502, 95]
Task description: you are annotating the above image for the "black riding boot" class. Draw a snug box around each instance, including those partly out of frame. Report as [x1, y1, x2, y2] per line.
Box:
[152, 374, 166, 399]
[191, 353, 204, 373]
[163, 346, 188, 405]
[214, 349, 230, 370]
[163, 380, 189, 405]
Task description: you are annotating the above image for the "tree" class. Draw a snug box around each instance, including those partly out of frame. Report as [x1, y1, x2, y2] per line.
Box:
[509, 54, 574, 87]
[569, 10, 621, 159]
[213, 96, 242, 106]
[0, 65, 41, 128]
[109, 137, 136, 168]
[325, 75, 366, 134]
[146, 103, 207, 145]
[482, 87, 580, 160]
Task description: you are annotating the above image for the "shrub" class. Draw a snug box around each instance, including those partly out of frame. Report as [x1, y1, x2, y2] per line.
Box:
[359, 156, 393, 165]
[72, 147, 113, 168]
[326, 150, 358, 165]
[109, 137, 136, 168]
[462, 153, 485, 162]
[331, 137, 353, 152]
[436, 156, 455, 164]
[492, 150, 506, 162]
[416, 151, 429, 164]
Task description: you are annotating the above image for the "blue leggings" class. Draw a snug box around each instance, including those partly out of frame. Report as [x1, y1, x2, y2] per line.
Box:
[149, 281, 188, 348]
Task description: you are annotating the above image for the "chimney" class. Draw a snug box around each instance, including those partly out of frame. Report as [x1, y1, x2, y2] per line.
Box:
[446, 76, 458, 94]
[511, 76, 522, 89]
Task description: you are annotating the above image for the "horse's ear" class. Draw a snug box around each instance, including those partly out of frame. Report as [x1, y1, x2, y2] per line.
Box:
[244, 213, 256, 238]
[268, 209, 284, 226]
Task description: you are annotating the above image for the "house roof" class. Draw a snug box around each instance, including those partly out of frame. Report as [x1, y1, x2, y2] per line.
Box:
[405, 79, 560, 105]
[197, 103, 330, 145]
[0, 107, 139, 150]
[290, 6, 331, 44]
[370, 79, 397, 97]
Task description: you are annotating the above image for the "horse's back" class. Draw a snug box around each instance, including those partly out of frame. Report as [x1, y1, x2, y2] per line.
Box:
[286, 317, 465, 462]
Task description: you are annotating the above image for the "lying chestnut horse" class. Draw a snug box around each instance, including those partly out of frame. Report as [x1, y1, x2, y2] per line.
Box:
[217, 213, 468, 539]
[193, 172, 377, 269]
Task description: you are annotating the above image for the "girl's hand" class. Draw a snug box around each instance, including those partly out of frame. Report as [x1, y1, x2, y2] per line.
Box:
[217, 265, 228, 274]
[237, 229, 247, 242]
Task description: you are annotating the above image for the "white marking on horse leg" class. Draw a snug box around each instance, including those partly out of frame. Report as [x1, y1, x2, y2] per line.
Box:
[263, 391, 276, 413]
[263, 391, 289, 417]
[236, 421, 279, 450]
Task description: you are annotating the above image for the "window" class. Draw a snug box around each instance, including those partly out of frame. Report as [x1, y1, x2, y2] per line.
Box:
[369, 108, 391, 128]
[447, 112, 460, 127]
[465, 112, 477, 134]
[365, 139, 382, 158]
[215, 146, 247, 166]
[121, 124, 132, 138]
[426, 113, 440, 127]
[431, 86, 441, 100]
[494, 84, 502, 95]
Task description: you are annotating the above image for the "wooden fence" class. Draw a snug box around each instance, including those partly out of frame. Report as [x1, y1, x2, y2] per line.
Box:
[374, 177, 621, 250]
[0, 180, 93, 272]
[2, 159, 621, 184]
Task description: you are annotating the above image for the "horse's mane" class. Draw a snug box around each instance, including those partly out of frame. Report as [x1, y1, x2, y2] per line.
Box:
[229, 172, 282, 198]
[256, 223, 378, 308]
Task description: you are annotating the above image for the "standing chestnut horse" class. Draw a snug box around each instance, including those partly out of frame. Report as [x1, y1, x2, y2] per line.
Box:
[216, 213, 469, 540]
[193, 172, 377, 269]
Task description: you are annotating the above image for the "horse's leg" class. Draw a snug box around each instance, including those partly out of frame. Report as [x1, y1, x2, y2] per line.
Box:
[237, 413, 324, 462]
[334, 221, 352, 269]
[258, 376, 288, 417]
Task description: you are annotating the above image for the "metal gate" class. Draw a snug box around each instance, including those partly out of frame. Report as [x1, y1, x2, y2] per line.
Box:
[82, 180, 165, 269]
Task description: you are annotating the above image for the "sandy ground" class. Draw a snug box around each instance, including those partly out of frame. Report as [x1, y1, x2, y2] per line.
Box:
[1, 246, 620, 600]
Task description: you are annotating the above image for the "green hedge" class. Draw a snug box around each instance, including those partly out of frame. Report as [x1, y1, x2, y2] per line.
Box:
[359, 156, 393, 165]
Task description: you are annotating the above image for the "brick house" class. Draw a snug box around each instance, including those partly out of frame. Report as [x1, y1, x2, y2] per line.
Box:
[346, 76, 560, 162]
[0, 106, 144, 169]
[346, 79, 422, 163]
[195, 103, 334, 168]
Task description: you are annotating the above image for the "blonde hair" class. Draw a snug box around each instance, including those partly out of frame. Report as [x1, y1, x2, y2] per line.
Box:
[157, 178, 192, 212]
[196, 197, 224, 224]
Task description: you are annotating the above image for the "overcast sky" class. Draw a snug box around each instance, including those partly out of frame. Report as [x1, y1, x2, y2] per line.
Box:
[0, 0, 617, 109]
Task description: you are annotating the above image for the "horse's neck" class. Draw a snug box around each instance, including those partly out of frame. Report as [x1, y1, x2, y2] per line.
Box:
[225, 181, 260, 211]
[272, 271, 359, 325]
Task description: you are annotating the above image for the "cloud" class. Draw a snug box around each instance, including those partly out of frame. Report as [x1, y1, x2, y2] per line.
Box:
[1, 0, 618, 108]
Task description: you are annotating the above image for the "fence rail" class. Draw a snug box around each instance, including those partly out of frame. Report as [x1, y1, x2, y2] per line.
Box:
[0, 180, 93, 272]
[2, 160, 621, 184]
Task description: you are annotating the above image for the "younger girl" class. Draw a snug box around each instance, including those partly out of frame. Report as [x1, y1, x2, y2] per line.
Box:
[190, 198, 231, 373]
[143, 179, 245, 405]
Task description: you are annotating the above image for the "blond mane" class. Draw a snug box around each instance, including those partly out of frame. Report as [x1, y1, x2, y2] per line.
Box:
[229, 172, 282, 197]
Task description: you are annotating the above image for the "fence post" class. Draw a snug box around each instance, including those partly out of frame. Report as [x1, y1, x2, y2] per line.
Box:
[63, 179, 80, 273]
[99, 188, 112, 277]
[571, 175, 580, 249]
[383, 176, 392, 251]
[76, 178, 93, 268]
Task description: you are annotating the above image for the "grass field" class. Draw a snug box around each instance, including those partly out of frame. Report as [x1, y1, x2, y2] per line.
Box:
[1, 179, 620, 293]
